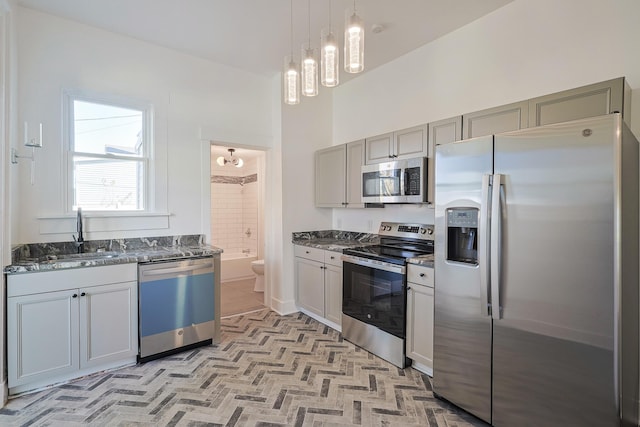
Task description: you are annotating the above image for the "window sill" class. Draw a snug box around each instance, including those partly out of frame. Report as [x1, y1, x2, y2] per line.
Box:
[37, 212, 171, 235]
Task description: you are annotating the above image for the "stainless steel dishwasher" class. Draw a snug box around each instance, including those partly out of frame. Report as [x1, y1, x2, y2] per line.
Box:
[138, 256, 219, 362]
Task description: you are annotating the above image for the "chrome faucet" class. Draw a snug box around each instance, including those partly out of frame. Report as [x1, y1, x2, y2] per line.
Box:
[73, 207, 85, 253]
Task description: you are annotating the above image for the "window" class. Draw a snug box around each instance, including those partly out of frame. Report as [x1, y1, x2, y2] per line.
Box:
[66, 93, 151, 211]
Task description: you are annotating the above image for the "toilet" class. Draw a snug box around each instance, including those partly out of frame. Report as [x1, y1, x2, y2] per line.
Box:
[250, 259, 265, 292]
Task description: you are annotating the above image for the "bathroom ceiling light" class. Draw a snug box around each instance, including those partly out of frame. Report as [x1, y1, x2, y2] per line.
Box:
[216, 148, 244, 168]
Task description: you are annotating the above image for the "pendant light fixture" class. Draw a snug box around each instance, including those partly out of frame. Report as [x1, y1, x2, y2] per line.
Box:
[301, 0, 318, 97]
[283, 0, 300, 105]
[344, 0, 364, 74]
[321, 0, 339, 87]
[216, 148, 244, 168]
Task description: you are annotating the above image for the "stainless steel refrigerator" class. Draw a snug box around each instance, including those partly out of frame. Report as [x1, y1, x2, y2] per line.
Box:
[433, 114, 639, 426]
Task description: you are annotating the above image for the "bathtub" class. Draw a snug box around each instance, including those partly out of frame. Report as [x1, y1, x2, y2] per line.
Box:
[220, 252, 257, 282]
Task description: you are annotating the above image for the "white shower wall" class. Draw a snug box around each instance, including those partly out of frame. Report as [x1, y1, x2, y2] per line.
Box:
[211, 156, 259, 256]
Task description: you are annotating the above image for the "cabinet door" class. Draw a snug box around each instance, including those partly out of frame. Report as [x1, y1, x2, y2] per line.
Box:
[463, 100, 528, 139]
[394, 124, 428, 160]
[324, 264, 343, 327]
[79, 281, 138, 369]
[429, 116, 462, 147]
[428, 116, 462, 204]
[7, 290, 79, 388]
[528, 77, 627, 127]
[315, 145, 347, 207]
[406, 283, 434, 373]
[365, 132, 393, 164]
[295, 257, 325, 317]
[345, 139, 365, 208]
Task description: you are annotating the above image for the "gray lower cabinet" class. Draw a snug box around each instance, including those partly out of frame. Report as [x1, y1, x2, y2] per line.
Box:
[315, 140, 364, 208]
[294, 245, 342, 330]
[528, 77, 630, 127]
[406, 264, 434, 376]
[463, 100, 529, 139]
[7, 264, 138, 395]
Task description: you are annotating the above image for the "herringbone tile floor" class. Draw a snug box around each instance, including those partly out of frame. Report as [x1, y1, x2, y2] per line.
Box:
[0, 310, 486, 426]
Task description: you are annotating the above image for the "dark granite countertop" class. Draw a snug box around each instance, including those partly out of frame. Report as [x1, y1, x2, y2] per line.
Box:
[5, 234, 222, 274]
[292, 230, 379, 252]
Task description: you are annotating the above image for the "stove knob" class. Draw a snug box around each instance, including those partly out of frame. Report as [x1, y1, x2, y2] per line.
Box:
[427, 228, 434, 235]
[420, 228, 426, 234]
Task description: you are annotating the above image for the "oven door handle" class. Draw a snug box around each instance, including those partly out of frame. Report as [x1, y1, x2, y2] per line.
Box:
[341, 255, 406, 275]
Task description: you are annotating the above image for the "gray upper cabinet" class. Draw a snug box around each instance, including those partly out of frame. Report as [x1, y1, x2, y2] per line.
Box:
[364, 132, 394, 164]
[528, 77, 630, 127]
[395, 124, 428, 159]
[315, 145, 346, 208]
[428, 116, 462, 147]
[462, 100, 528, 139]
[427, 116, 462, 204]
[365, 124, 428, 164]
[315, 140, 364, 208]
[345, 139, 365, 208]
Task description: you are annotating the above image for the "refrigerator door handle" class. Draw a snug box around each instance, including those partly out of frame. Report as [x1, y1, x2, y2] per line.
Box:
[490, 173, 503, 320]
[479, 173, 492, 316]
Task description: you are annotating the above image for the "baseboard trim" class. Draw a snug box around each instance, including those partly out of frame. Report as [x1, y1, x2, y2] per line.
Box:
[410, 361, 433, 377]
[0, 380, 7, 408]
[269, 297, 298, 316]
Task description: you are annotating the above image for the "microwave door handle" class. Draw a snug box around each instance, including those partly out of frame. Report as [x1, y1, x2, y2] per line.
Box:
[490, 173, 503, 320]
[479, 174, 491, 316]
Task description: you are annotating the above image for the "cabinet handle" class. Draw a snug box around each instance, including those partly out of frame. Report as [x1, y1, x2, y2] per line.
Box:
[419, 273, 425, 277]
[80, 292, 86, 297]
[306, 251, 310, 254]
[330, 256, 335, 260]
[72, 294, 78, 298]
[407, 286, 411, 290]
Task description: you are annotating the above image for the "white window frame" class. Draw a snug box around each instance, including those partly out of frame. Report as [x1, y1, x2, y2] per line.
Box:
[63, 90, 154, 214]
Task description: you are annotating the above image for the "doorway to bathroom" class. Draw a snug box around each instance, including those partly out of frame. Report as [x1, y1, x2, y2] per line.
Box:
[210, 144, 265, 317]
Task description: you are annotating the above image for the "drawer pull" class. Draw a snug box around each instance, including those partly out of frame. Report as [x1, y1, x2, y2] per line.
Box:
[419, 273, 426, 277]
[80, 292, 86, 297]
[72, 294, 78, 298]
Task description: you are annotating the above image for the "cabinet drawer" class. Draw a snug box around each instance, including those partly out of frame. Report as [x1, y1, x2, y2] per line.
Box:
[324, 250, 343, 267]
[407, 265, 434, 287]
[294, 245, 325, 263]
[7, 263, 138, 297]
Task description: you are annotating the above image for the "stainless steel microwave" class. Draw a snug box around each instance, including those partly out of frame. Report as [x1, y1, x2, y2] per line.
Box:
[361, 157, 428, 203]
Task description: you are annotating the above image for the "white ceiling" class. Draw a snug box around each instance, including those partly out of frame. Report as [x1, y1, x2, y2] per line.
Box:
[18, 0, 513, 79]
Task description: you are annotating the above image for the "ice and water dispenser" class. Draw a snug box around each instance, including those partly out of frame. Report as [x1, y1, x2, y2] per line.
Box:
[446, 208, 478, 264]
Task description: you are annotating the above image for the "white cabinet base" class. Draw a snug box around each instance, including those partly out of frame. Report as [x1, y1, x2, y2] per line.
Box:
[9, 357, 137, 397]
[298, 307, 341, 333]
[411, 361, 433, 377]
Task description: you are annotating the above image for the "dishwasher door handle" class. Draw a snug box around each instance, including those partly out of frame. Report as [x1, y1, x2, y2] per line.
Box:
[142, 263, 213, 277]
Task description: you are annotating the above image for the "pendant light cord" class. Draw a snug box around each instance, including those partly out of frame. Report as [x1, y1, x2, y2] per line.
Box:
[307, 0, 311, 49]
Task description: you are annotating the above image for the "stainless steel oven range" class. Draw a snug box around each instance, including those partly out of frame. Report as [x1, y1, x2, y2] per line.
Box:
[341, 222, 434, 368]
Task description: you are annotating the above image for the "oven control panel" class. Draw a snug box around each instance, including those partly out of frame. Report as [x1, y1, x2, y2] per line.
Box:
[379, 222, 434, 240]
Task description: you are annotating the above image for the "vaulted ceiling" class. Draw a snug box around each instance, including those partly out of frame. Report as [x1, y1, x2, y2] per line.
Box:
[18, 0, 513, 79]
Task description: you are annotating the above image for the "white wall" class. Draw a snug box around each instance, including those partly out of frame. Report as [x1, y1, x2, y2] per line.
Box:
[329, 0, 640, 231]
[277, 88, 334, 314]
[1, 0, 18, 408]
[15, 7, 274, 244]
